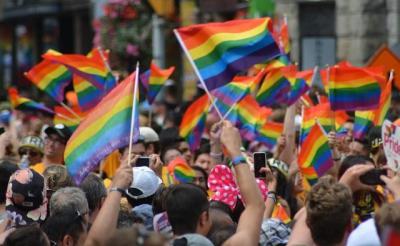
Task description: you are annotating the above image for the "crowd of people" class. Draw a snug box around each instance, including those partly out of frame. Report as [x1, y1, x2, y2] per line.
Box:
[1, 82, 400, 246]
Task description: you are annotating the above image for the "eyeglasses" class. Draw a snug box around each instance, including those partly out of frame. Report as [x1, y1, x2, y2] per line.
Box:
[45, 136, 66, 145]
[18, 149, 40, 157]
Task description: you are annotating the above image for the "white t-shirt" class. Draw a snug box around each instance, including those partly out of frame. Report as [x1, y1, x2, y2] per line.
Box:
[347, 218, 380, 246]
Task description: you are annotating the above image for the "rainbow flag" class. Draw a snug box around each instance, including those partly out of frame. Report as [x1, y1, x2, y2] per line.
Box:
[65, 72, 139, 184]
[8, 87, 54, 115]
[25, 58, 71, 103]
[43, 49, 115, 90]
[256, 67, 291, 106]
[272, 17, 291, 54]
[373, 76, 392, 126]
[140, 61, 175, 104]
[229, 95, 263, 141]
[179, 94, 210, 151]
[286, 67, 311, 105]
[272, 202, 291, 224]
[72, 49, 116, 112]
[256, 121, 284, 150]
[175, 17, 281, 90]
[167, 157, 196, 183]
[328, 66, 383, 111]
[54, 106, 85, 131]
[353, 111, 375, 140]
[300, 103, 348, 143]
[212, 82, 251, 117]
[298, 123, 334, 185]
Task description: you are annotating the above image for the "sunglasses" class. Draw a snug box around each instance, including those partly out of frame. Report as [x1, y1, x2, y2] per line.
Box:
[19, 149, 40, 157]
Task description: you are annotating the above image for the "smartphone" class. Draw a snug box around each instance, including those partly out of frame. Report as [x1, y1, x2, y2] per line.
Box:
[359, 169, 387, 186]
[136, 156, 150, 167]
[254, 152, 267, 178]
[0, 127, 4, 136]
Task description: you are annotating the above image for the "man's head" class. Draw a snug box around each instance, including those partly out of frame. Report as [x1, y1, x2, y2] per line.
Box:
[44, 124, 72, 163]
[177, 141, 193, 165]
[140, 127, 160, 155]
[79, 173, 107, 223]
[166, 183, 211, 236]
[43, 165, 74, 199]
[0, 161, 18, 204]
[349, 139, 370, 157]
[18, 136, 44, 166]
[119, 138, 146, 163]
[42, 207, 88, 246]
[4, 225, 50, 246]
[125, 166, 162, 208]
[306, 176, 353, 246]
[375, 202, 400, 239]
[49, 187, 89, 223]
[338, 155, 375, 179]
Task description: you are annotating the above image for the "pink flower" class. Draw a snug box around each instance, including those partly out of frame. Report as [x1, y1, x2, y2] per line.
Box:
[125, 43, 139, 56]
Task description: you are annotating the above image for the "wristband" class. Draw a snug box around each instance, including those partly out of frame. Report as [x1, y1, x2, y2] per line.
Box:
[109, 187, 125, 195]
[268, 191, 276, 195]
[267, 193, 277, 203]
[232, 155, 247, 166]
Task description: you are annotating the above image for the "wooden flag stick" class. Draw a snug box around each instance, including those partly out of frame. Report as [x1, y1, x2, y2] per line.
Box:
[128, 62, 140, 165]
[173, 29, 223, 120]
[59, 102, 82, 121]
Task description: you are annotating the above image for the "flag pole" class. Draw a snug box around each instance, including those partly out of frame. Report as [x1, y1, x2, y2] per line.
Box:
[173, 29, 223, 120]
[59, 102, 82, 121]
[55, 112, 80, 124]
[97, 46, 118, 87]
[128, 62, 140, 165]
[326, 66, 335, 132]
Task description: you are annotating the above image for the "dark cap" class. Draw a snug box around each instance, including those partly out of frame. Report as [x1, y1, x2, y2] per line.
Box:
[45, 124, 72, 143]
[6, 168, 47, 226]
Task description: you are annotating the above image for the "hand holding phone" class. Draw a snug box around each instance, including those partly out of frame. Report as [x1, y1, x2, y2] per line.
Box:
[136, 156, 150, 167]
[359, 168, 387, 186]
[254, 152, 267, 178]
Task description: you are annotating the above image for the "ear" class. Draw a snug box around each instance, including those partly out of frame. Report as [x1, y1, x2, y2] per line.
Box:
[199, 210, 210, 227]
[62, 235, 74, 246]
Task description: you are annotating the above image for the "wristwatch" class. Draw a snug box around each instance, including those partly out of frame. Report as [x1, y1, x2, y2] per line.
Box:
[109, 187, 125, 195]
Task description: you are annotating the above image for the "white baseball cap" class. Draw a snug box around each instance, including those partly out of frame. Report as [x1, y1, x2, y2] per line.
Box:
[126, 166, 162, 199]
[139, 127, 159, 143]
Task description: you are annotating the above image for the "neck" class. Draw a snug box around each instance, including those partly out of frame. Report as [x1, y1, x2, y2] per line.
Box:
[43, 155, 63, 165]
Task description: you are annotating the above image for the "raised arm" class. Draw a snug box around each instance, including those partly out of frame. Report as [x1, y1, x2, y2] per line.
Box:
[220, 121, 265, 246]
[279, 103, 297, 165]
[84, 156, 135, 245]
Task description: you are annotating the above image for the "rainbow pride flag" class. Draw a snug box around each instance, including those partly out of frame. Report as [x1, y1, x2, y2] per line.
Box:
[373, 76, 392, 126]
[65, 72, 139, 184]
[179, 94, 210, 151]
[353, 111, 375, 140]
[286, 67, 311, 105]
[256, 121, 284, 150]
[328, 66, 383, 111]
[300, 103, 348, 143]
[256, 67, 291, 106]
[272, 17, 291, 54]
[140, 61, 175, 104]
[25, 58, 71, 103]
[272, 202, 291, 224]
[229, 95, 263, 141]
[8, 88, 54, 115]
[54, 106, 85, 131]
[167, 157, 196, 183]
[43, 49, 115, 90]
[298, 123, 334, 185]
[175, 17, 281, 90]
[72, 49, 115, 112]
[212, 82, 251, 117]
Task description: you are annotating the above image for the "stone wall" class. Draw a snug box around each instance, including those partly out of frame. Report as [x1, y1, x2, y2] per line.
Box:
[275, 0, 399, 66]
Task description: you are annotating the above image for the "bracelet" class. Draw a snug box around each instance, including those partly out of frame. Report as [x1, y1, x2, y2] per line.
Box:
[232, 155, 247, 166]
[109, 187, 125, 195]
[268, 191, 276, 195]
[267, 193, 277, 203]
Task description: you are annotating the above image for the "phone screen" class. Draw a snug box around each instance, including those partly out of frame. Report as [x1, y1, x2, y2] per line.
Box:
[136, 157, 150, 167]
[253, 152, 267, 178]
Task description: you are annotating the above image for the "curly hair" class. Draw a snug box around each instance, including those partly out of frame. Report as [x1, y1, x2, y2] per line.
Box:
[306, 176, 353, 246]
